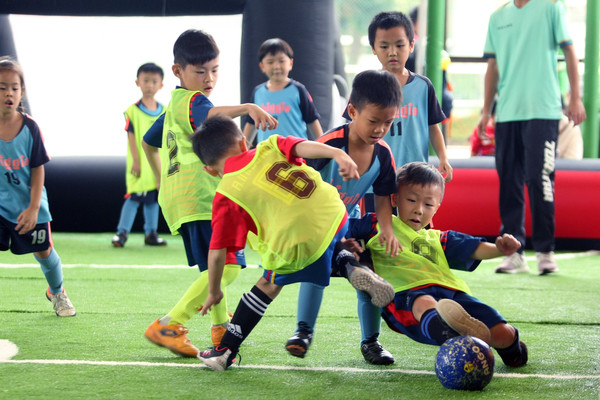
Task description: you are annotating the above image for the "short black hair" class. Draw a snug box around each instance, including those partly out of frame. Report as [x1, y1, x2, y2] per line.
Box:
[409, 6, 418, 25]
[368, 11, 414, 48]
[258, 38, 294, 62]
[137, 62, 164, 79]
[396, 162, 445, 200]
[348, 70, 402, 112]
[191, 116, 244, 166]
[173, 29, 219, 67]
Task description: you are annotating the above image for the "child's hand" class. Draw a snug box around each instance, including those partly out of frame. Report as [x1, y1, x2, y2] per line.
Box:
[341, 237, 363, 254]
[130, 159, 141, 177]
[15, 207, 38, 235]
[495, 234, 521, 255]
[200, 290, 224, 316]
[334, 151, 359, 181]
[439, 160, 453, 183]
[248, 104, 278, 131]
[378, 228, 402, 257]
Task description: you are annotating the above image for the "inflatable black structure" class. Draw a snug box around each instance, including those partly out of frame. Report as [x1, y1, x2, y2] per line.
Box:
[1, 2, 599, 250]
[0, 1, 346, 233]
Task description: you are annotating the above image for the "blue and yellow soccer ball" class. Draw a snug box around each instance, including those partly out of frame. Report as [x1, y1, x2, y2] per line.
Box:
[435, 335, 495, 391]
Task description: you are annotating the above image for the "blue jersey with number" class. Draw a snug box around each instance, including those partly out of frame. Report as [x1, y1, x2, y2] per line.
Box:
[307, 124, 396, 213]
[342, 72, 445, 167]
[243, 79, 320, 142]
[0, 113, 52, 224]
[383, 72, 445, 167]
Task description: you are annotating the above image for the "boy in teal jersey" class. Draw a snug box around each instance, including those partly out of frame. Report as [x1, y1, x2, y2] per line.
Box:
[242, 38, 323, 145]
[367, 12, 452, 181]
[286, 70, 401, 364]
[142, 29, 278, 358]
[191, 116, 394, 371]
[334, 11, 454, 365]
[112, 62, 167, 248]
[342, 162, 528, 368]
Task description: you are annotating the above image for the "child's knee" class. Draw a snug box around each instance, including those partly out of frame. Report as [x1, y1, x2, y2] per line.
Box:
[412, 295, 437, 321]
[490, 323, 516, 349]
[33, 246, 53, 260]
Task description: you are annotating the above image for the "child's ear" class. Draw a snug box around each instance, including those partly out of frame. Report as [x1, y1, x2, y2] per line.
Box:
[203, 165, 219, 177]
[347, 103, 358, 121]
[172, 64, 182, 78]
[391, 193, 397, 207]
[239, 140, 248, 153]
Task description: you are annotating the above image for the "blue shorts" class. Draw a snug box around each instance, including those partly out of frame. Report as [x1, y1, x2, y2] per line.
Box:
[382, 285, 506, 346]
[262, 220, 348, 287]
[179, 220, 245, 271]
[0, 215, 53, 255]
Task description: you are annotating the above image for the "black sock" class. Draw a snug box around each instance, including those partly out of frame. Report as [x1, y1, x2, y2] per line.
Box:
[331, 241, 362, 278]
[496, 328, 527, 367]
[220, 285, 272, 352]
[420, 308, 459, 345]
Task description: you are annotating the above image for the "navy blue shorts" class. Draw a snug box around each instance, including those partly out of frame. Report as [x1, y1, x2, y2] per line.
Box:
[262, 220, 348, 287]
[0, 215, 53, 255]
[382, 285, 506, 345]
[179, 220, 245, 271]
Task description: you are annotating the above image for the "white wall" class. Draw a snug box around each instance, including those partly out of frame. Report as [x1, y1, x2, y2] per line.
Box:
[10, 14, 242, 156]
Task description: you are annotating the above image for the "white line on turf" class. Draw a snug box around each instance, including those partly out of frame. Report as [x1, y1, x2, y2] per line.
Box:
[0, 263, 261, 269]
[1, 339, 598, 379]
[2, 250, 598, 269]
[1, 358, 599, 379]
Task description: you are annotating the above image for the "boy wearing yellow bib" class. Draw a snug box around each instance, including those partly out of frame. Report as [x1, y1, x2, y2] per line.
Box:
[343, 161, 528, 368]
[141, 29, 278, 358]
[192, 116, 394, 371]
[112, 63, 166, 248]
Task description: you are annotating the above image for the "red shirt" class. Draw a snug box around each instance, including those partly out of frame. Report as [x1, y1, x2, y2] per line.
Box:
[210, 135, 306, 252]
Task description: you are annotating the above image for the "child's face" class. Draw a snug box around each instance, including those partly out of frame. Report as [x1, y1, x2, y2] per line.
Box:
[259, 52, 293, 84]
[393, 183, 441, 232]
[136, 72, 163, 98]
[0, 70, 23, 116]
[173, 57, 219, 96]
[371, 26, 414, 74]
[348, 103, 397, 145]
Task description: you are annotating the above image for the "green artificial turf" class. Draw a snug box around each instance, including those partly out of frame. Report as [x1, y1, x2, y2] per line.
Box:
[0, 233, 599, 399]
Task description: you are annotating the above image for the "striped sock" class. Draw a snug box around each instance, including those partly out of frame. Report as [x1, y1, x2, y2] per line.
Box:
[220, 285, 272, 352]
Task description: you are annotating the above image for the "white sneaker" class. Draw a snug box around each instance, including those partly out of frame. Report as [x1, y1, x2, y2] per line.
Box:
[494, 253, 529, 274]
[436, 299, 491, 344]
[46, 287, 77, 317]
[537, 252, 559, 275]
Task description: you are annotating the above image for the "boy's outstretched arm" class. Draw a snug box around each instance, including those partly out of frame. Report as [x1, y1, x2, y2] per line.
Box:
[429, 124, 453, 182]
[374, 195, 400, 257]
[200, 248, 227, 316]
[208, 104, 278, 131]
[293, 140, 359, 181]
[471, 233, 521, 260]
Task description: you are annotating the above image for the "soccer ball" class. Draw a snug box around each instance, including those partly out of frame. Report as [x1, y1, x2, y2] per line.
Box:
[435, 335, 495, 391]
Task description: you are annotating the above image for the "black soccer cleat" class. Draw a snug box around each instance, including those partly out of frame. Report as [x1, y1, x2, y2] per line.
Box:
[361, 340, 394, 365]
[285, 330, 313, 358]
[145, 231, 167, 246]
